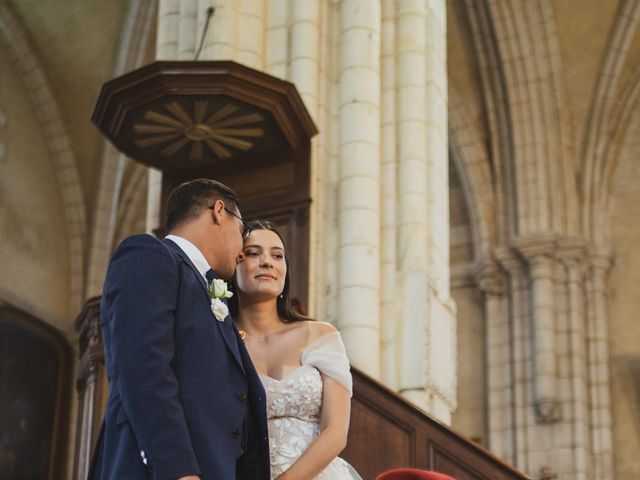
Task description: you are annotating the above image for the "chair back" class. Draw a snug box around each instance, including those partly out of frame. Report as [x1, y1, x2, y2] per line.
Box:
[375, 468, 456, 480]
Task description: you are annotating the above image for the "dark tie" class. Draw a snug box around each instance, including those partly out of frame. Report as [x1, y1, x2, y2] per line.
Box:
[205, 268, 216, 283]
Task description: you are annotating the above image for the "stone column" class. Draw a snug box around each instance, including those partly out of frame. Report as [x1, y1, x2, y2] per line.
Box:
[289, 0, 322, 317]
[515, 237, 560, 424]
[396, 0, 455, 422]
[476, 261, 510, 460]
[495, 237, 615, 479]
[145, 169, 162, 233]
[495, 248, 528, 466]
[264, 0, 288, 78]
[587, 252, 613, 480]
[380, 0, 398, 388]
[557, 240, 589, 480]
[199, 0, 239, 60]
[336, 0, 382, 378]
[396, 0, 432, 404]
[237, 0, 264, 69]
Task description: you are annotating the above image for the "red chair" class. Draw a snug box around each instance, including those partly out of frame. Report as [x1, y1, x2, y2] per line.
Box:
[375, 468, 456, 480]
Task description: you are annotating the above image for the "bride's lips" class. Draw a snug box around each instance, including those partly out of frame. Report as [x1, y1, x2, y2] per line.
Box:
[255, 274, 277, 280]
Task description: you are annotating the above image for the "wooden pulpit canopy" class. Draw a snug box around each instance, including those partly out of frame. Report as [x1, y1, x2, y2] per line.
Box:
[91, 60, 318, 173]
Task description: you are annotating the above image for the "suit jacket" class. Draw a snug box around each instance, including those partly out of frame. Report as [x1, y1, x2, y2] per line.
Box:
[88, 234, 270, 480]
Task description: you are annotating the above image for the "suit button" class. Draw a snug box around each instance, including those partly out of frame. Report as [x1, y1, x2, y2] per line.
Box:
[237, 391, 246, 401]
[232, 430, 241, 440]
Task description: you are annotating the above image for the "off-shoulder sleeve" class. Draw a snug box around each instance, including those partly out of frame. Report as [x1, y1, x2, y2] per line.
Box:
[301, 331, 353, 396]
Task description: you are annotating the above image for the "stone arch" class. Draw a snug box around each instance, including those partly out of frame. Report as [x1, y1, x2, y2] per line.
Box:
[85, 0, 157, 297]
[448, 85, 496, 261]
[580, 0, 640, 246]
[0, 2, 86, 308]
[463, 0, 516, 244]
[113, 162, 148, 246]
[483, 0, 578, 236]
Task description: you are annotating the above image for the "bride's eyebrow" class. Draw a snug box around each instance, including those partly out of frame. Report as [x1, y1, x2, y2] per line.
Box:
[243, 244, 262, 249]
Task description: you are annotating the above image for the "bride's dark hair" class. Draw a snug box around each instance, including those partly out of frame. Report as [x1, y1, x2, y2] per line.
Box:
[229, 219, 312, 324]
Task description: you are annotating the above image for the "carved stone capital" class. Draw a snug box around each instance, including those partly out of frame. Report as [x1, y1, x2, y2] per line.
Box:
[535, 399, 561, 424]
[473, 260, 505, 295]
[538, 466, 558, 480]
[555, 237, 587, 265]
[493, 247, 524, 275]
[589, 249, 613, 272]
[512, 233, 556, 264]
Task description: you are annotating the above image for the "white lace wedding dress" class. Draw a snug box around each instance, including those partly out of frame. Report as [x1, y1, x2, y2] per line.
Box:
[259, 331, 363, 480]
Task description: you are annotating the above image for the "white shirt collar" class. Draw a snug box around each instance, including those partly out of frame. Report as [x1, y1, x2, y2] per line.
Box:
[165, 234, 210, 280]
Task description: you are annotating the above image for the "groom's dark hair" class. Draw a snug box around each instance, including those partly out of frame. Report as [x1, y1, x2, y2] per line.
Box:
[165, 178, 239, 232]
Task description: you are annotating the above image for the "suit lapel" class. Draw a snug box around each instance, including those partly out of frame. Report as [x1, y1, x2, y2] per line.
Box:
[164, 238, 208, 293]
[163, 238, 245, 373]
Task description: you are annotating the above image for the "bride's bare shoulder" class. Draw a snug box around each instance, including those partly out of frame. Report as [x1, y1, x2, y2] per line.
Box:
[304, 320, 337, 343]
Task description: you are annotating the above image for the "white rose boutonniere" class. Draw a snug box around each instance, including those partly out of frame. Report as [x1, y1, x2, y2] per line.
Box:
[207, 278, 233, 322]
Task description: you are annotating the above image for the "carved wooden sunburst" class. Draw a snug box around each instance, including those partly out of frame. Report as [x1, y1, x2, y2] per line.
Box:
[133, 100, 265, 160]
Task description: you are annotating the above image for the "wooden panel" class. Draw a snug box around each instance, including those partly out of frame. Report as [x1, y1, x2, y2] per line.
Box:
[346, 397, 414, 478]
[223, 162, 295, 198]
[343, 369, 531, 480]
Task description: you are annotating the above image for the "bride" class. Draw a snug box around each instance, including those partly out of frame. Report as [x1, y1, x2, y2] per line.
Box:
[230, 220, 362, 480]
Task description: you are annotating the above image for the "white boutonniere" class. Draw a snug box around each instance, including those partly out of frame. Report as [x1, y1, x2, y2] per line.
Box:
[207, 278, 233, 322]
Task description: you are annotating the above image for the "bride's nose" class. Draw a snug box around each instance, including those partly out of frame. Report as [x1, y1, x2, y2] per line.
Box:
[259, 254, 273, 268]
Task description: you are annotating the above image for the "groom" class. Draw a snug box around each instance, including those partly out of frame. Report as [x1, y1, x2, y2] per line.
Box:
[89, 178, 270, 480]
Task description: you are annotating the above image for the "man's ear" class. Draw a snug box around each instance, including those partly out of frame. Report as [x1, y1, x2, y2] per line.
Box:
[210, 199, 225, 225]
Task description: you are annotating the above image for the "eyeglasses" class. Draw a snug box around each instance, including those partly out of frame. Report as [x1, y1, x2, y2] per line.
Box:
[209, 205, 249, 235]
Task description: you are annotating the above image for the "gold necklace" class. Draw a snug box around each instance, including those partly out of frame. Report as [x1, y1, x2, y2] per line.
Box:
[238, 326, 289, 341]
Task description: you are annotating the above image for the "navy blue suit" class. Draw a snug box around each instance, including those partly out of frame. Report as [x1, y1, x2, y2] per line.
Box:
[89, 234, 270, 480]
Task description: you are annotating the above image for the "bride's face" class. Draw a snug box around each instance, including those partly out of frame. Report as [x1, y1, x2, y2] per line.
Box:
[235, 229, 287, 301]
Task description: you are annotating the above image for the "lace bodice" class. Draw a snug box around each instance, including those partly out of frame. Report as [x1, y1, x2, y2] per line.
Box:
[259, 332, 361, 480]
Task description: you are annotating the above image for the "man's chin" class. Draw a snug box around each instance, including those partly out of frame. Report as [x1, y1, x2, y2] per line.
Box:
[219, 265, 238, 281]
[219, 271, 234, 281]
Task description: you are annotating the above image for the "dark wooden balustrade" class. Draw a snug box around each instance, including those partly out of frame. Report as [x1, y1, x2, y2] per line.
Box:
[343, 368, 531, 480]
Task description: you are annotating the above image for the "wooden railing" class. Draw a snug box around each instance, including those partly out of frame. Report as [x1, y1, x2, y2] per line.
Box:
[343, 369, 531, 480]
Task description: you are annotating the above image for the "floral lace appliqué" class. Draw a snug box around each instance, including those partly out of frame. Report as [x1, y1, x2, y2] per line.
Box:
[261, 366, 361, 479]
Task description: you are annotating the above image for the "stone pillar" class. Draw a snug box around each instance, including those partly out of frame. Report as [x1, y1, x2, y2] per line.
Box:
[494, 238, 615, 479]
[396, 0, 455, 422]
[336, 0, 382, 378]
[476, 261, 510, 460]
[516, 238, 561, 424]
[237, 0, 264, 69]
[145, 168, 162, 233]
[557, 240, 589, 480]
[264, 0, 288, 78]
[289, 0, 322, 318]
[587, 252, 613, 480]
[199, 0, 239, 60]
[396, 0, 432, 403]
[380, 0, 398, 389]
[494, 248, 528, 466]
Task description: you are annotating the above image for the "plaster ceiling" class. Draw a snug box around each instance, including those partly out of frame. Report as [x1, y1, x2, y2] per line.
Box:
[8, 0, 129, 211]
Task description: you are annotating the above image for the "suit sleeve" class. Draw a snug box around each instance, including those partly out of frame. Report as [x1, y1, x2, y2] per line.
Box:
[103, 235, 200, 479]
